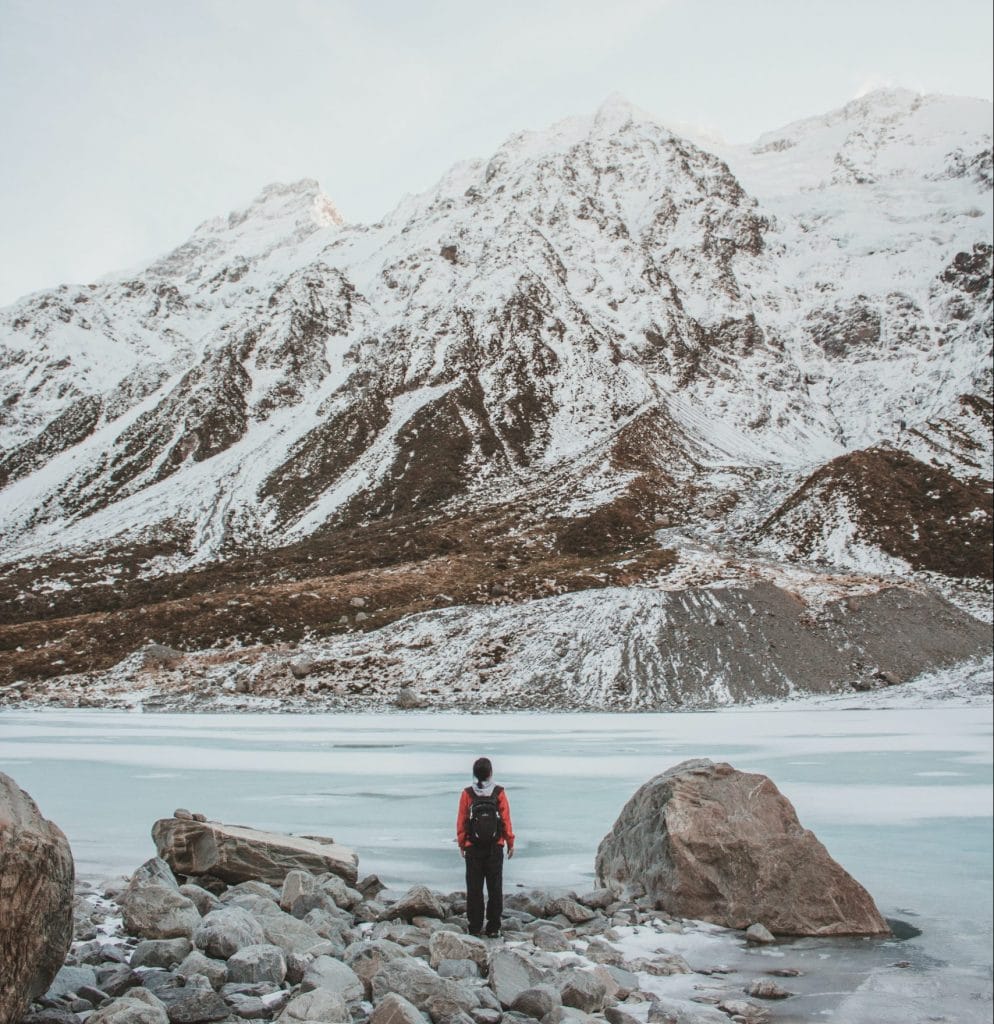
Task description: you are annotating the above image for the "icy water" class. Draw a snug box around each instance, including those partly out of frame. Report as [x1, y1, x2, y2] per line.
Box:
[1, 705, 991, 1022]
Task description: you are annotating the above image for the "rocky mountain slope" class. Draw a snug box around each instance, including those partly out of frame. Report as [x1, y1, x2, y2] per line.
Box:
[1, 89, 990, 706]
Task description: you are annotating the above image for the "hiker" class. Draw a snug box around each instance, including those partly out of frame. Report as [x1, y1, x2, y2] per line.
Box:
[456, 756, 515, 937]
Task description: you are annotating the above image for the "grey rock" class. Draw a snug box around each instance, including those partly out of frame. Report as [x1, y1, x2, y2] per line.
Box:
[604, 1009, 641, 1024]
[357, 875, 387, 901]
[372, 958, 477, 1020]
[226, 942, 287, 985]
[138, 971, 184, 998]
[23, 1010, 83, 1024]
[544, 900, 594, 925]
[44, 966, 98, 1001]
[488, 952, 547, 1009]
[582, 940, 622, 966]
[280, 869, 317, 911]
[96, 965, 142, 998]
[556, 970, 606, 1013]
[745, 979, 792, 999]
[437, 959, 480, 980]
[345, 938, 410, 999]
[141, 644, 184, 669]
[157, 986, 230, 1023]
[599, 966, 638, 999]
[744, 923, 776, 945]
[531, 927, 570, 953]
[388, 886, 448, 922]
[576, 890, 615, 911]
[119, 876, 200, 941]
[370, 993, 426, 1024]
[176, 950, 228, 990]
[87, 989, 170, 1024]
[428, 931, 490, 971]
[277, 989, 350, 1023]
[178, 885, 221, 917]
[222, 880, 282, 902]
[194, 907, 266, 959]
[540, 1009, 597, 1024]
[470, 1011, 501, 1024]
[510, 985, 561, 1019]
[301, 955, 364, 1001]
[717, 999, 769, 1020]
[131, 938, 193, 970]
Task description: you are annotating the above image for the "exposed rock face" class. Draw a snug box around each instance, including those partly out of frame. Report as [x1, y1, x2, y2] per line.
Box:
[152, 814, 359, 886]
[594, 759, 890, 936]
[0, 772, 75, 1024]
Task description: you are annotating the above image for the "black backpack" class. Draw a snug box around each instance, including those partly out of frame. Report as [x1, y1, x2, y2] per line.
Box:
[466, 785, 504, 846]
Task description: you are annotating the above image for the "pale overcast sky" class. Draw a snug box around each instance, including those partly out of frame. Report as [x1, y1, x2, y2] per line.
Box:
[0, 0, 991, 306]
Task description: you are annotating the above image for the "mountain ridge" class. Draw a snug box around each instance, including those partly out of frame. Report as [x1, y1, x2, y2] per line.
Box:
[1, 88, 990, 704]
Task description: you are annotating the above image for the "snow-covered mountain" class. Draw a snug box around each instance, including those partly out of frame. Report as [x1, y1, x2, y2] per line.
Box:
[1, 89, 990, 702]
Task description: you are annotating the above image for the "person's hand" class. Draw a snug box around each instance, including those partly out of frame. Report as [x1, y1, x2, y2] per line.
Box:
[507, 844, 515, 859]
[460, 848, 466, 859]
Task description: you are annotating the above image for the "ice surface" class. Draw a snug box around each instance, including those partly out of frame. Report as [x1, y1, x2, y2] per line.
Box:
[0, 701, 990, 1021]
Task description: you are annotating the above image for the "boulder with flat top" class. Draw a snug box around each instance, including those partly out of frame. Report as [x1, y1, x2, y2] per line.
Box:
[594, 759, 889, 937]
[0, 773, 75, 1024]
[152, 814, 359, 887]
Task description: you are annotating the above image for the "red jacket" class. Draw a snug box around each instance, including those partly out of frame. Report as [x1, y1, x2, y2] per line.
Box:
[457, 785, 515, 850]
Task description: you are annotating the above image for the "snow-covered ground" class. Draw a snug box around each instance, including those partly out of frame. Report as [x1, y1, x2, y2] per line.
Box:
[1, 686, 990, 1020]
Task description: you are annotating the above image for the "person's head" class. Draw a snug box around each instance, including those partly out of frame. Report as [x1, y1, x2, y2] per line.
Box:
[473, 757, 492, 783]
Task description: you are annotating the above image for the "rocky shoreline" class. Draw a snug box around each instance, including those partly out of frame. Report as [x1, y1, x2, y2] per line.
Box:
[41, 854, 814, 1024]
[6, 760, 924, 1024]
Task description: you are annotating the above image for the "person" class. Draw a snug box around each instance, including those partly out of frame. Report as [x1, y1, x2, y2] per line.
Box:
[456, 756, 515, 937]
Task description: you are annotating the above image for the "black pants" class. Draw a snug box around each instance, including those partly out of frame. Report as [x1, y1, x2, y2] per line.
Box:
[465, 843, 503, 934]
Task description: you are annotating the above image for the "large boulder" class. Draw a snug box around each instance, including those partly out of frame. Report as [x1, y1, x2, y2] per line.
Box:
[0, 773, 75, 1024]
[152, 815, 358, 886]
[594, 759, 889, 936]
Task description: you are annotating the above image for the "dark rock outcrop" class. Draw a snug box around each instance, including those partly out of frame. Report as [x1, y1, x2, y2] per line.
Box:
[0, 772, 75, 1024]
[594, 759, 890, 936]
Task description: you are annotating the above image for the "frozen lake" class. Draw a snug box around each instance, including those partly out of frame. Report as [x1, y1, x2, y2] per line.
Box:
[1, 702, 991, 1021]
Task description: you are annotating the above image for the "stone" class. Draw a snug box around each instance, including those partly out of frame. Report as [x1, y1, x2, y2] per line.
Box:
[176, 950, 228, 990]
[153, 815, 358, 887]
[257, 905, 332, 958]
[471, 1011, 501, 1024]
[717, 999, 769, 1021]
[488, 951, 547, 1009]
[226, 942, 288, 985]
[541, 1009, 598, 1024]
[301, 955, 364, 1000]
[389, 885, 448, 922]
[745, 979, 792, 999]
[545, 899, 595, 924]
[141, 644, 184, 669]
[629, 954, 690, 977]
[320, 873, 363, 910]
[599, 966, 638, 998]
[119, 860, 200, 941]
[157, 986, 230, 1023]
[280, 869, 318, 910]
[359, 875, 388, 900]
[371, 993, 427, 1024]
[88, 989, 170, 1024]
[372, 958, 477, 1019]
[42, 965, 97, 1001]
[138, 971, 184, 998]
[594, 759, 890, 937]
[395, 688, 424, 710]
[437, 959, 480, 980]
[428, 931, 490, 971]
[277, 989, 350, 1023]
[194, 907, 267, 959]
[531, 926, 570, 953]
[23, 1010, 83, 1024]
[131, 938, 194, 970]
[0, 773, 75, 1024]
[511, 985, 561, 1019]
[346, 938, 411, 998]
[178, 884, 221, 917]
[576, 889, 614, 910]
[582, 939, 622, 966]
[556, 970, 606, 1013]
[744, 923, 776, 945]
[604, 1009, 641, 1024]
[96, 965, 142, 998]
